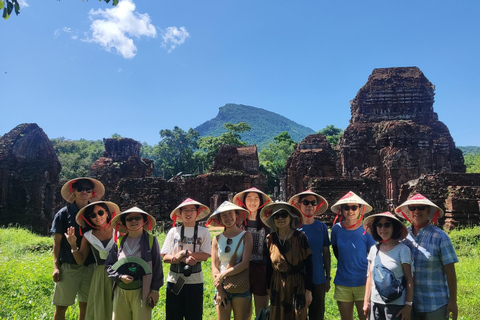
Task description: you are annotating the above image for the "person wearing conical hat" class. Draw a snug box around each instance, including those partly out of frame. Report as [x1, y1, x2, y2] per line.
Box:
[362, 212, 414, 320]
[50, 177, 105, 320]
[232, 187, 272, 317]
[330, 191, 376, 320]
[106, 207, 164, 320]
[395, 194, 458, 320]
[160, 198, 212, 320]
[64, 201, 120, 320]
[260, 202, 313, 320]
[289, 190, 331, 320]
[207, 201, 253, 320]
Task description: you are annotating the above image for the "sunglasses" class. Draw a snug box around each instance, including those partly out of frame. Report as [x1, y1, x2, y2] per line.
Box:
[376, 222, 392, 229]
[302, 200, 317, 206]
[273, 211, 290, 219]
[225, 238, 233, 253]
[341, 205, 359, 211]
[76, 186, 93, 193]
[408, 206, 427, 211]
[126, 216, 143, 222]
[89, 210, 106, 219]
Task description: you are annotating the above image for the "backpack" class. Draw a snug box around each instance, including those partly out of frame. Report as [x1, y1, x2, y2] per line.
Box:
[372, 245, 406, 303]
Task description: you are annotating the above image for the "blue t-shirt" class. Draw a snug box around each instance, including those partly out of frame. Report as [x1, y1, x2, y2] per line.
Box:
[331, 223, 376, 287]
[299, 220, 330, 285]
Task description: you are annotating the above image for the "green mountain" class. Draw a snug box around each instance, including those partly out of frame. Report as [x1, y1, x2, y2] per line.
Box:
[195, 103, 315, 149]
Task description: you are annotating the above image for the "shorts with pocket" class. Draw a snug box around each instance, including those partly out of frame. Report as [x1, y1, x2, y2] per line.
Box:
[52, 263, 94, 306]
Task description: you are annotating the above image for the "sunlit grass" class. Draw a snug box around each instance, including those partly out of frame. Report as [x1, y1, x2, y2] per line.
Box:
[1, 226, 479, 319]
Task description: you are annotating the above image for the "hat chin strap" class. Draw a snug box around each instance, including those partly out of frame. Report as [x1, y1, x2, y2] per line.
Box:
[341, 206, 365, 229]
[237, 198, 270, 217]
[294, 200, 325, 219]
[79, 212, 116, 236]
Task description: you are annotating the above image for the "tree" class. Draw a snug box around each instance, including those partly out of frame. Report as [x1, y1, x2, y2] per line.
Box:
[464, 151, 480, 173]
[197, 122, 251, 170]
[259, 131, 296, 193]
[317, 124, 343, 145]
[51, 138, 104, 180]
[150, 127, 200, 179]
[2, 0, 117, 21]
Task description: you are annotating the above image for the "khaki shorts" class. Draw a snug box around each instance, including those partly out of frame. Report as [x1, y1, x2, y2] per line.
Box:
[334, 284, 366, 302]
[52, 263, 94, 306]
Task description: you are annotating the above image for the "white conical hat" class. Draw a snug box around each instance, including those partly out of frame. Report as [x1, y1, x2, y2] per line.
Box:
[206, 201, 249, 227]
[363, 211, 408, 240]
[288, 190, 329, 217]
[111, 206, 156, 233]
[170, 198, 210, 224]
[61, 177, 105, 203]
[232, 188, 272, 208]
[75, 201, 120, 228]
[330, 191, 372, 214]
[395, 193, 444, 224]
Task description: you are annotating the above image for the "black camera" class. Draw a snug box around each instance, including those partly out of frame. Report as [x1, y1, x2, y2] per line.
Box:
[183, 263, 192, 277]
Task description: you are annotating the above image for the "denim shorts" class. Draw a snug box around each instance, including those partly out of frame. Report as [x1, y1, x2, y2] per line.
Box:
[214, 287, 250, 305]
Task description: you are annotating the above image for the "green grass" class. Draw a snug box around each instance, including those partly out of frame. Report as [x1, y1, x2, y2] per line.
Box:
[1, 226, 479, 319]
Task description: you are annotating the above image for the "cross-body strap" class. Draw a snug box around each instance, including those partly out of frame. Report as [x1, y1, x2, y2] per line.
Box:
[228, 232, 247, 267]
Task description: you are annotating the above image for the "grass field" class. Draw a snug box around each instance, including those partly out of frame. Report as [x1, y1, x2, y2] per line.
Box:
[0, 226, 479, 319]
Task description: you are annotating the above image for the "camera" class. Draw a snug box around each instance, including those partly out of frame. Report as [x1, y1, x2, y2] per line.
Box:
[183, 264, 192, 277]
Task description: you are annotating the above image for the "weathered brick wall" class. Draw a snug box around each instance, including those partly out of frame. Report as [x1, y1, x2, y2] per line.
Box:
[0, 124, 61, 234]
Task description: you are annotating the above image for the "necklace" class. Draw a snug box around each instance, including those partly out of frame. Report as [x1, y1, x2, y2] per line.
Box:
[278, 230, 290, 246]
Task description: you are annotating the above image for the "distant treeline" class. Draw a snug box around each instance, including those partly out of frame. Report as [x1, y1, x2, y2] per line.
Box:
[51, 126, 478, 191]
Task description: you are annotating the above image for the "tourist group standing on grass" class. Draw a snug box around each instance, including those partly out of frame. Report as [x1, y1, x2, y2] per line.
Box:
[51, 177, 458, 320]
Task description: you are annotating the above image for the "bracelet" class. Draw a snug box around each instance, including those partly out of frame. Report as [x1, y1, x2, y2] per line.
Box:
[71, 247, 78, 253]
[405, 301, 413, 307]
[150, 289, 158, 293]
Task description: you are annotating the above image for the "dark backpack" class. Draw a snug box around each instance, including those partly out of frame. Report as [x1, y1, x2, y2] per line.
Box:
[372, 245, 406, 303]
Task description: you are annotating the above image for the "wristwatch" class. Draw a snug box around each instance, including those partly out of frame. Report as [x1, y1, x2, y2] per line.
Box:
[405, 301, 413, 307]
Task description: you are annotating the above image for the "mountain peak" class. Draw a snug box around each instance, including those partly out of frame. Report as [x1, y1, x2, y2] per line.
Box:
[195, 103, 315, 149]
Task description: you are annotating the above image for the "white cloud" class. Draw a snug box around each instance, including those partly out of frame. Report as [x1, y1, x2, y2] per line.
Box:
[84, 0, 156, 59]
[161, 26, 189, 53]
[18, 0, 28, 8]
[53, 26, 78, 40]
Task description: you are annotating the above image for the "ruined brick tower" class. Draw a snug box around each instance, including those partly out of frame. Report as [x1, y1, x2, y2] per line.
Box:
[340, 67, 465, 204]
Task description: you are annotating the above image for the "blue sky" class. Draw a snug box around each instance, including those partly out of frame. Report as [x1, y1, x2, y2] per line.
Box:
[2, 0, 479, 146]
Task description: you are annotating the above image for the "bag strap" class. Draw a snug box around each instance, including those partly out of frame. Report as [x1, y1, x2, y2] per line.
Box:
[180, 223, 199, 252]
[228, 232, 246, 267]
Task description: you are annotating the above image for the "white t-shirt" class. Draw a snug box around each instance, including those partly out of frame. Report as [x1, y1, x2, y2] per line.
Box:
[367, 242, 413, 305]
[161, 225, 212, 284]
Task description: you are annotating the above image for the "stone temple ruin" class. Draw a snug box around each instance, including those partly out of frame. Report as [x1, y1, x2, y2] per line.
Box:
[0, 67, 479, 233]
[0, 124, 61, 233]
[286, 67, 479, 227]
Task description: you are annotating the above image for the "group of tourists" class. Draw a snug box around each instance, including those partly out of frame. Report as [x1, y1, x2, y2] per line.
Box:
[51, 177, 458, 320]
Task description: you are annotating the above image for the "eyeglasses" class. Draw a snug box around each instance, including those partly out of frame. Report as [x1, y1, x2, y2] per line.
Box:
[342, 205, 359, 211]
[126, 216, 143, 222]
[376, 222, 392, 229]
[89, 210, 105, 219]
[302, 200, 317, 206]
[408, 206, 426, 211]
[181, 208, 197, 213]
[225, 238, 233, 253]
[76, 186, 93, 193]
[273, 211, 290, 219]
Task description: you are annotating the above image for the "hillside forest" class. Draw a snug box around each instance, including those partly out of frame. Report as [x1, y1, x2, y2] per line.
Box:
[50, 124, 479, 194]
